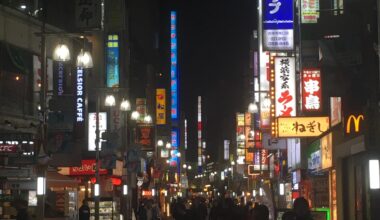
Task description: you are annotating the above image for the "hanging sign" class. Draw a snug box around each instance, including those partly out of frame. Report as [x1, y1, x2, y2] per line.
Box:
[302, 68, 322, 111]
[156, 89, 166, 125]
[275, 57, 296, 117]
[277, 117, 330, 137]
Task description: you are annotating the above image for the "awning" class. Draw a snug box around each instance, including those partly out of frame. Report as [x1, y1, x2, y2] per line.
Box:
[46, 171, 79, 188]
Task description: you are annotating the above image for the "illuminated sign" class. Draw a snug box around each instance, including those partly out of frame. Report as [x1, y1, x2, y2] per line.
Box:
[171, 11, 178, 120]
[198, 96, 202, 167]
[184, 119, 188, 150]
[137, 124, 154, 151]
[287, 138, 301, 169]
[321, 133, 332, 169]
[171, 128, 179, 148]
[301, 0, 320, 23]
[275, 57, 296, 117]
[88, 112, 107, 151]
[224, 140, 230, 160]
[302, 68, 322, 111]
[156, 89, 166, 125]
[76, 67, 85, 123]
[69, 160, 107, 175]
[330, 97, 342, 127]
[276, 117, 330, 137]
[307, 133, 332, 171]
[345, 114, 364, 134]
[106, 34, 119, 88]
[263, 0, 294, 51]
[160, 149, 169, 158]
[0, 144, 18, 153]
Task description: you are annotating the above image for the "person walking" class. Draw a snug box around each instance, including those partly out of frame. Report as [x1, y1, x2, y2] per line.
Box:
[293, 197, 313, 220]
[79, 200, 90, 220]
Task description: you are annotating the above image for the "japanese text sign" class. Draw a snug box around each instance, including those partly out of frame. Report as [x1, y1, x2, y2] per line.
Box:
[156, 89, 166, 125]
[277, 117, 330, 137]
[301, 0, 320, 23]
[69, 160, 107, 175]
[75, 0, 101, 30]
[275, 57, 296, 117]
[137, 124, 154, 151]
[302, 69, 322, 111]
[263, 0, 294, 51]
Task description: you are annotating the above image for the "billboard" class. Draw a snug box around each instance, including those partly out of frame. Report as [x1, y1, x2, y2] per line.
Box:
[345, 114, 364, 135]
[301, 0, 320, 23]
[263, 0, 294, 51]
[170, 11, 178, 120]
[302, 69, 322, 111]
[321, 133, 332, 169]
[156, 89, 166, 125]
[330, 97, 342, 127]
[277, 117, 330, 137]
[106, 34, 120, 88]
[88, 112, 107, 151]
[275, 57, 296, 117]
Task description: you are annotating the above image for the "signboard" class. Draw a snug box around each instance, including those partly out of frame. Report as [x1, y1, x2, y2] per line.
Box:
[160, 149, 169, 158]
[106, 34, 120, 88]
[301, 0, 320, 23]
[156, 89, 166, 124]
[170, 11, 179, 120]
[69, 160, 107, 175]
[277, 117, 330, 137]
[75, 0, 101, 29]
[236, 113, 246, 164]
[302, 69, 322, 111]
[224, 140, 230, 160]
[137, 124, 155, 151]
[275, 57, 296, 116]
[262, 133, 287, 149]
[0, 144, 18, 153]
[88, 112, 107, 151]
[330, 97, 342, 127]
[75, 67, 85, 123]
[345, 114, 364, 134]
[136, 98, 147, 119]
[321, 133, 332, 169]
[263, 0, 294, 51]
[53, 61, 67, 96]
[308, 139, 321, 171]
[287, 138, 301, 169]
[0, 168, 31, 178]
[198, 96, 202, 167]
[171, 128, 179, 148]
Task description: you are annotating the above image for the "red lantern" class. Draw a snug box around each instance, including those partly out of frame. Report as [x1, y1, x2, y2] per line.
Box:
[111, 177, 122, 186]
[90, 177, 97, 184]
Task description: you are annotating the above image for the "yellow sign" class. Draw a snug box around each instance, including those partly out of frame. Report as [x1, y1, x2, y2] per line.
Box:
[237, 113, 245, 126]
[277, 117, 330, 137]
[346, 115, 364, 134]
[156, 89, 166, 124]
[321, 133, 332, 169]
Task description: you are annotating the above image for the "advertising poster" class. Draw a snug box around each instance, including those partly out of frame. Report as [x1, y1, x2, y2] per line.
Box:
[156, 89, 166, 125]
[106, 34, 120, 88]
[302, 68, 322, 111]
[301, 0, 320, 23]
[263, 0, 294, 51]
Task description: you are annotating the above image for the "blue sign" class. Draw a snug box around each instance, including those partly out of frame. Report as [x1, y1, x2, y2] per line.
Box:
[170, 11, 178, 120]
[106, 34, 120, 88]
[171, 128, 179, 148]
[262, 0, 294, 51]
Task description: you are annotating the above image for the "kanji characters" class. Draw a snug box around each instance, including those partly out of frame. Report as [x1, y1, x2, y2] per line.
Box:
[269, 0, 282, 14]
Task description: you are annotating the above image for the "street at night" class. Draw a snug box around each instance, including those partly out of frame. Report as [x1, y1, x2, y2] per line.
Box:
[0, 0, 380, 220]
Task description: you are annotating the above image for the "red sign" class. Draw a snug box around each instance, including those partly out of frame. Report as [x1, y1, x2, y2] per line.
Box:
[69, 160, 108, 175]
[136, 124, 154, 151]
[302, 69, 322, 111]
[0, 144, 18, 153]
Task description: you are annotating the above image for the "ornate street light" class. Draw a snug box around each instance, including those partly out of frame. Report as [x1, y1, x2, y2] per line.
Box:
[165, 142, 172, 149]
[144, 115, 152, 123]
[131, 111, 140, 120]
[120, 99, 131, 111]
[157, 140, 164, 147]
[77, 49, 93, 68]
[248, 102, 259, 113]
[105, 95, 116, 107]
[53, 42, 71, 61]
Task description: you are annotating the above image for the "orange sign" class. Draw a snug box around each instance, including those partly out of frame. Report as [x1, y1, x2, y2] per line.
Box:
[156, 89, 166, 124]
[345, 115, 364, 134]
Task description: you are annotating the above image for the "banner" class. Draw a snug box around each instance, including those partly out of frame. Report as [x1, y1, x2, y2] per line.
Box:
[275, 57, 296, 117]
[106, 34, 120, 88]
[156, 89, 166, 125]
[302, 69, 322, 111]
[53, 61, 68, 96]
[137, 124, 155, 151]
[263, 0, 294, 51]
[277, 117, 330, 137]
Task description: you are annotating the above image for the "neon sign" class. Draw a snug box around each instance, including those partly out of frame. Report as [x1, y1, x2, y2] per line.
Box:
[346, 115, 364, 134]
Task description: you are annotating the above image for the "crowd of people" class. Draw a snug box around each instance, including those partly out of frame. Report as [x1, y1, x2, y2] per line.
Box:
[167, 196, 312, 220]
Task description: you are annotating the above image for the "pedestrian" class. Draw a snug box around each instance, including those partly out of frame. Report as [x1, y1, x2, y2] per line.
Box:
[79, 200, 90, 220]
[252, 204, 269, 220]
[293, 197, 312, 220]
[282, 211, 296, 220]
[15, 199, 30, 220]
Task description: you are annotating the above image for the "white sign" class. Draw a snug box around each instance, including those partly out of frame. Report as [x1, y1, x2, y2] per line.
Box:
[262, 133, 287, 149]
[76, 67, 85, 122]
[263, 30, 294, 51]
[88, 112, 107, 151]
[224, 140, 230, 160]
[275, 57, 296, 117]
[287, 138, 301, 170]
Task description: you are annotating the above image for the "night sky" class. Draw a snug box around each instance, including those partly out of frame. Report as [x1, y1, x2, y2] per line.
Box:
[177, 0, 257, 162]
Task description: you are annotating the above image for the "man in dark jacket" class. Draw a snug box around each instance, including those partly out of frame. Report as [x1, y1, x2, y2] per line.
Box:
[79, 200, 91, 220]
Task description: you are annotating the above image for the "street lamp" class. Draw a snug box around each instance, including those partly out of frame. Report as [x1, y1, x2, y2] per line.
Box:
[143, 115, 152, 123]
[131, 111, 140, 120]
[77, 49, 94, 68]
[248, 102, 259, 113]
[157, 140, 164, 147]
[105, 95, 116, 107]
[53, 42, 71, 61]
[120, 99, 131, 111]
[165, 142, 172, 149]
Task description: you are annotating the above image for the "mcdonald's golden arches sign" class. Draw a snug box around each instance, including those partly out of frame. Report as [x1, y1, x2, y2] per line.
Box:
[345, 114, 364, 134]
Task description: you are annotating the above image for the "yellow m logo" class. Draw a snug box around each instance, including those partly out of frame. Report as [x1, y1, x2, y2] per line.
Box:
[346, 115, 364, 133]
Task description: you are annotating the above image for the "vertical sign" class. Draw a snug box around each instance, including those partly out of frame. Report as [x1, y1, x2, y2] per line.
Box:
[88, 112, 107, 151]
[224, 140, 230, 161]
[263, 0, 294, 51]
[170, 128, 179, 167]
[275, 57, 296, 117]
[170, 11, 178, 120]
[302, 69, 322, 111]
[184, 119, 188, 150]
[76, 67, 85, 123]
[106, 34, 120, 88]
[136, 98, 147, 122]
[245, 113, 254, 163]
[53, 61, 66, 96]
[236, 113, 245, 164]
[156, 89, 166, 125]
[75, 0, 101, 29]
[198, 96, 202, 167]
[137, 124, 155, 151]
[321, 133, 332, 169]
[330, 97, 342, 127]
